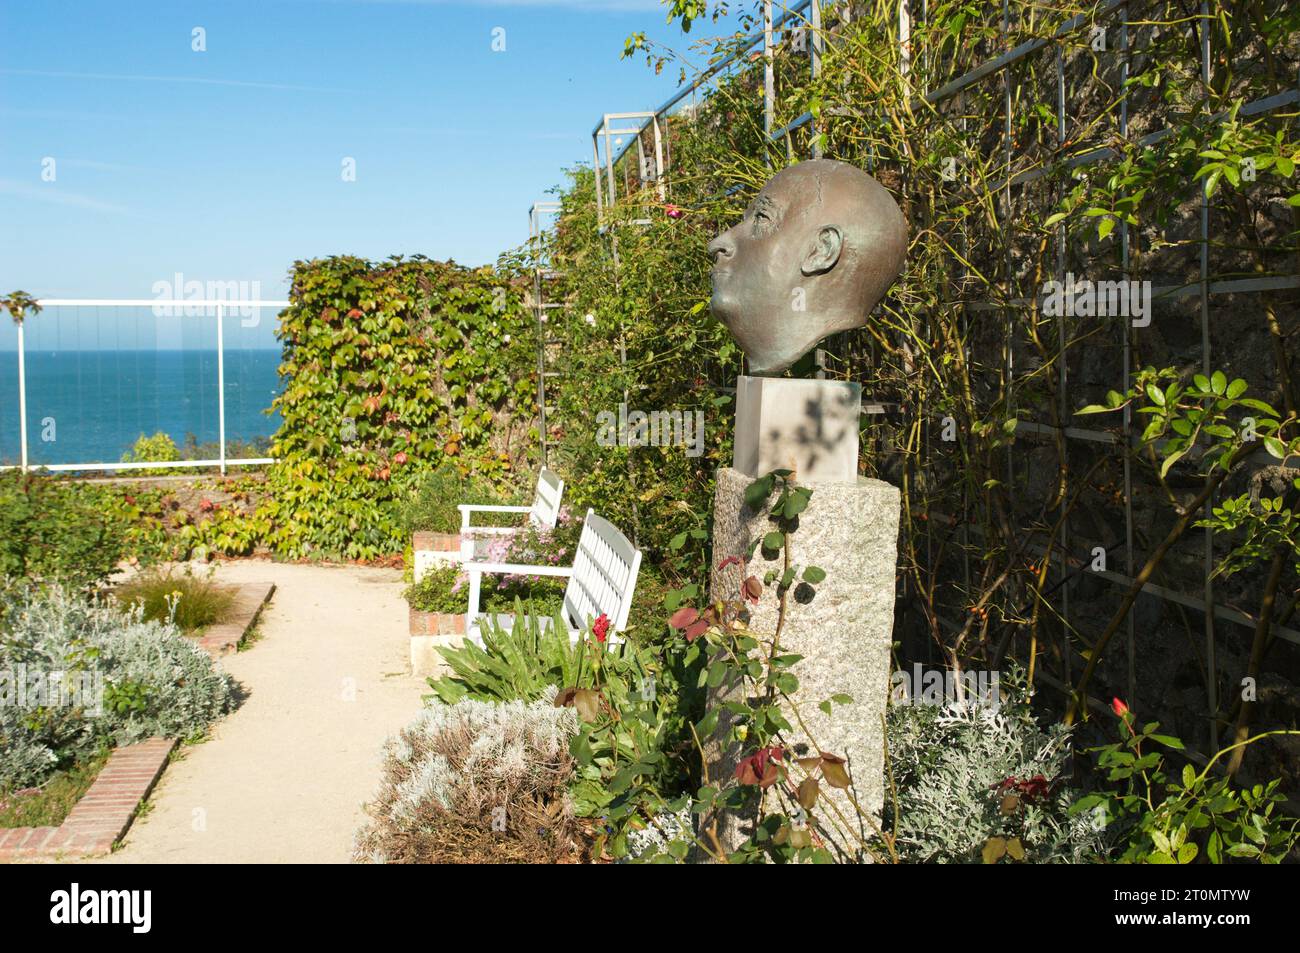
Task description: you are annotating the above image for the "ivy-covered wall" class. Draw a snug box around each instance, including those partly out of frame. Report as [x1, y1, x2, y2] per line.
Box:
[259, 255, 537, 560]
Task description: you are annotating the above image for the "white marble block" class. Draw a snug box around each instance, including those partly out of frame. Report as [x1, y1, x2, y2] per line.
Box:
[732, 375, 862, 484]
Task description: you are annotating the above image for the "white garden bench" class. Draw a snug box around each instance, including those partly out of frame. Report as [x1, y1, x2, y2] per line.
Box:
[457, 466, 565, 560]
[464, 508, 642, 645]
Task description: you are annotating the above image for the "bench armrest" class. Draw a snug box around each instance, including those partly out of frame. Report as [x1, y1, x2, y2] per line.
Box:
[465, 563, 573, 578]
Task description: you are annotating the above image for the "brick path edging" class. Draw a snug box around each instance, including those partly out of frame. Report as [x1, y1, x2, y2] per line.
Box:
[0, 737, 176, 862]
[198, 581, 276, 657]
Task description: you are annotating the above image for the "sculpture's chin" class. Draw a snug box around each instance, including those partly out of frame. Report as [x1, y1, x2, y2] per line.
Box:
[743, 329, 823, 377]
[708, 293, 739, 327]
[746, 355, 794, 376]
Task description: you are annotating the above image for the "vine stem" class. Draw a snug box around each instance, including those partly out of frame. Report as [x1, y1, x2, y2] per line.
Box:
[1065, 440, 1257, 725]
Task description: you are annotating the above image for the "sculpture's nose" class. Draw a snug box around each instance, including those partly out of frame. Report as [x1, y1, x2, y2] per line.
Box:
[707, 230, 735, 264]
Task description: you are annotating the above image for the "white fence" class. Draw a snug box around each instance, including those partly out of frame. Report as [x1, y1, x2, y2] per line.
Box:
[4, 299, 288, 475]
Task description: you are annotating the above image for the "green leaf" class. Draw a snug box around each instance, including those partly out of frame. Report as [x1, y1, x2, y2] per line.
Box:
[784, 486, 812, 518]
[802, 565, 827, 584]
[1211, 370, 1227, 395]
[762, 531, 784, 552]
[1159, 449, 1185, 479]
[744, 474, 775, 509]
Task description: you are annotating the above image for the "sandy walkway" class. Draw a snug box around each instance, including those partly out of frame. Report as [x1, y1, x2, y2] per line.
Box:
[97, 559, 426, 864]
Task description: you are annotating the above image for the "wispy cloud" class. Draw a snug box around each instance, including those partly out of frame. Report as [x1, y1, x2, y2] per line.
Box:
[0, 178, 136, 216]
[0, 68, 344, 93]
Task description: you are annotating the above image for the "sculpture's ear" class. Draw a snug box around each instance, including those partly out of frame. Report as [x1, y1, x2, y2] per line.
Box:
[800, 225, 843, 276]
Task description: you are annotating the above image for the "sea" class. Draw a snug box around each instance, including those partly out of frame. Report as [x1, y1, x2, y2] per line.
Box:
[0, 350, 283, 467]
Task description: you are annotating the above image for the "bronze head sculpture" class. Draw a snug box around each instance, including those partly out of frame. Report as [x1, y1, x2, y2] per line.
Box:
[707, 159, 907, 376]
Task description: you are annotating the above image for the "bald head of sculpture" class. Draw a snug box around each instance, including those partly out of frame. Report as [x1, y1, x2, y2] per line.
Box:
[707, 159, 907, 376]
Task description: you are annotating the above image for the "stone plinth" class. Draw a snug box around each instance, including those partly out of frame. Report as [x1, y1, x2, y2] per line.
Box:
[705, 466, 899, 860]
[733, 375, 861, 484]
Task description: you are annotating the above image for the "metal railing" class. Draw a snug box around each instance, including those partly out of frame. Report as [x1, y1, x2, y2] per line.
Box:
[4, 298, 288, 475]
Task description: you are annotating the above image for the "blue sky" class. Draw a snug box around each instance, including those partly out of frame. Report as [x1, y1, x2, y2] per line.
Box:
[0, 0, 722, 347]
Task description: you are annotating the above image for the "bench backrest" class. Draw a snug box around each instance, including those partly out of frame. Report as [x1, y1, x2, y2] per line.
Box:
[528, 467, 565, 530]
[562, 509, 642, 636]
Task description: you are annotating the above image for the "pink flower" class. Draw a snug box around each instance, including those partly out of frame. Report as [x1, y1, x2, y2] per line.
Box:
[665, 204, 684, 219]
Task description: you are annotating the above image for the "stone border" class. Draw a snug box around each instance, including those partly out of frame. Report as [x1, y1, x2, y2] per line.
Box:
[198, 581, 276, 657]
[0, 737, 176, 862]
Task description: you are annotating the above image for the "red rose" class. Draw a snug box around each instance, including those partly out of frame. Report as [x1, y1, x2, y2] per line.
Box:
[198, 498, 215, 512]
[1111, 697, 1130, 718]
[393, 451, 408, 466]
[592, 613, 610, 643]
[735, 746, 783, 787]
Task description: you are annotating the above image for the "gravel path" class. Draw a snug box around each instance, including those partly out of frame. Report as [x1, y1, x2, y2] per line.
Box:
[97, 560, 425, 864]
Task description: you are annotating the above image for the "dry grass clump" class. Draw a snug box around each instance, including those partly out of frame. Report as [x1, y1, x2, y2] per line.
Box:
[353, 695, 584, 864]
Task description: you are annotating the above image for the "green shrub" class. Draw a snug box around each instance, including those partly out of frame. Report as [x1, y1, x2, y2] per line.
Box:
[425, 607, 586, 705]
[882, 683, 1101, 864]
[353, 696, 582, 863]
[0, 586, 237, 791]
[1073, 712, 1300, 864]
[113, 566, 236, 633]
[402, 564, 467, 614]
[0, 471, 126, 590]
[397, 463, 512, 535]
[121, 432, 183, 472]
[425, 608, 697, 861]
